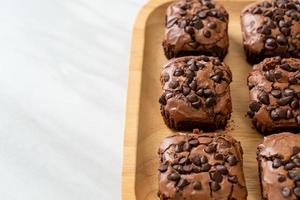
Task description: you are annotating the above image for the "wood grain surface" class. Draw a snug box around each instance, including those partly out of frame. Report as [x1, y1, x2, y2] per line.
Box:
[122, 0, 263, 199]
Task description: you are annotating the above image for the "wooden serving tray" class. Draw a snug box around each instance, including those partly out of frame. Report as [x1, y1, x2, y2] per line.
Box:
[122, 0, 262, 199]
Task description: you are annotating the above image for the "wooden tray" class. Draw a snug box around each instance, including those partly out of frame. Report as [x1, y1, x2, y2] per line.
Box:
[122, 0, 262, 199]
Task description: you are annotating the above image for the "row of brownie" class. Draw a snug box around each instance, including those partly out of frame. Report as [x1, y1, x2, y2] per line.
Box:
[163, 0, 300, 64]
[159, 56, 300, 134]
[158, 131, 300, 200]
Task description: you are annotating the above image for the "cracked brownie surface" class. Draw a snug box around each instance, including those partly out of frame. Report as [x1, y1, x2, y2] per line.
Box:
[241, 0, 300, 63]
[163, 0, 229, 59]
[257, 132, 300, 200]
[159, 56, 232, 131]
[247, 57, 300, 134]
[157, 131, 247, 200]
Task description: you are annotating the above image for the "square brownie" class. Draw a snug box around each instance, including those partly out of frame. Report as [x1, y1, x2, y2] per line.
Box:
[241, 0, 300, 64]
[157, 131, 248, 200]
[159, 56, 232, 131]
[247, 57, 300, 134]
[257, 132, 300, 200]
[163, 0, 229, 60]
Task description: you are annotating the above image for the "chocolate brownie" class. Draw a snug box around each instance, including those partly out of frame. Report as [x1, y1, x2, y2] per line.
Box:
[241, 0, 300, 64]
[157, 130, 248, 200]
[163, 0, 229, 60]
[159, 56, 232, 131]
[257, 132, 300, 200]
[247, 57, 300, 134]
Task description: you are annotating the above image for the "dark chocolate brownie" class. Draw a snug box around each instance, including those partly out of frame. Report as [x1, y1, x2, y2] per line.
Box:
[163, 0, 229, 60]
[241, 0, 300, 64]
[159, 56, 232, 131]
[247, 57, 300, 134]
[158, 130, 248, 200]
[257, 132, 300, 200]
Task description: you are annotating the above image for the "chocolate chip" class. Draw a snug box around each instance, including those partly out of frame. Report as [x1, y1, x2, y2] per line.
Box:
[296, 181, 300, 187]
[193, 181, 202, 190]
[187, 94, 199, 103]
[183, 142, 191, 151]
[288, 171, 300, 181]
[167, 173, 180, 181]
[280, 63, 292, 71]
[227, 155, 238, 166]
[296, 33, 300, 40]
[173, 164, 183, 173]
[179, 9, 187, 16]
[249, 101, 261, 112]
[159, 164, 168, 172]
[205, 97, 216, 107]
[215, 164, 228, 175]
[212, 171, 223, 182]
[281, 187, 291, 197]
[174, 68, 184, 76]
[185, 26, 194, 34]
[177, 178, 189, 189]
[192, 156, 201, 166]
[283, 88, 294, 96]
[198, 11, 207, 19]
[265, 70, 275, 82]
[203, 30, 211, 38]
[196, 88, 204, 96]
[201, 55, 209, 62]
[272, 158, 282, 168]
[296, 115, 300, 125]
[286, 109, 293, 119]
[263, 10, 273, 17]
[277, 174, 286, 182]
[175, 144, 183, 153]
[182, 86, 191, 96]
[188, 41, 200, 49]
[228, 175, 238, 183]
[271, 89, 281, 98]
[169, 80, 179, 89]
[207, 21, 217, 29]
[247, 110, 255, 118]
[163, 73, 170, 82]
[281, 27, 291, 36]
[265, 38, 277, 50]
[278, 96, 293, 106]
[179, 157, 188, 165]
[189, 80, 197, 91]
[284, 162, 296, 170]
[201, 163, 211, 172]
[204, 144, 216, 153]
[183, 165, 193, 173]
[258, 25, 271, 35]
[252, 7, 262, 14]
[211, 181, 221, 191]
[294, 187, 300, 197]
[291, 100, 300, 110]
[200, 155, 208, 164]
[202, 89, 212, 98]
[189, 139, 199, 146]
[270, 109, 280, 121]
[193, 21, 203, 31]
[185, 69, 195, 80]
[214, 153, 224, 160]
[211, 74, 221, 83]
[258, 91, 270, 105]
[276, 34, 288, 45]
[167, 17, 177, 28]
[188, 61, 198, 71]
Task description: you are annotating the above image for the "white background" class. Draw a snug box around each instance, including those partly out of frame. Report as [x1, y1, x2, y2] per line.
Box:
[0, 0, 146, 199]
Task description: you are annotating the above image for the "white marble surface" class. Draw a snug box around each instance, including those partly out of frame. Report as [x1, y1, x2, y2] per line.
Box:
[0, 0, 146, 199]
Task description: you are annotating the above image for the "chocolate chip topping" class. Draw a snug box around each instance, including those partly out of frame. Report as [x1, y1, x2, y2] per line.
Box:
[163, 0, 229, 59]
[258, 133, 300, 200]
[158, 132, 247, 199]
[160, 56, 232, 131]
[241, 0, 300, 63]
[248, 57, 300, 133]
